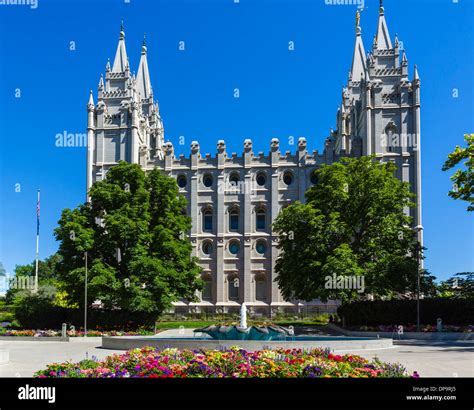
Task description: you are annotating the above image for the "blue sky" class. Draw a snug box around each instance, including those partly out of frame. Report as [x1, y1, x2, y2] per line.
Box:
[0, 0, 473, 282]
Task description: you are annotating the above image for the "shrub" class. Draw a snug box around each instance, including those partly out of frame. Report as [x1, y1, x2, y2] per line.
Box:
[14, 290, 158, 330]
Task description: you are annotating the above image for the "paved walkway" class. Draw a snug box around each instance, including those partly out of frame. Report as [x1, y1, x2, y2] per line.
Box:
[0, 338, 472, 378]
[335, 340, 474, 377]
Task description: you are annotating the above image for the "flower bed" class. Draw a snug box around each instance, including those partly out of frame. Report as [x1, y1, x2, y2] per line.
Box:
[35, 346, 418, 378]
[0, 329, 154, 337]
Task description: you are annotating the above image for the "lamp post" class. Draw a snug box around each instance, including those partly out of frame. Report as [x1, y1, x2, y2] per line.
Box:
[84, 251, 88, 338]
[414, 225, 423, 332]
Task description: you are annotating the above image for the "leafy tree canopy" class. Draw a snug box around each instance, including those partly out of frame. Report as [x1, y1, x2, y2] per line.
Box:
[438, 272, 474, 299]
[54, 162, 202, 314]
[442, 134, 474, 211]
[273, 156, 421, 302]
[5, 254, 62, 304]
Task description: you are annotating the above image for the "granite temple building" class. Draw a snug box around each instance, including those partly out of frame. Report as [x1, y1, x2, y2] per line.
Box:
[86, 3, 423, 316]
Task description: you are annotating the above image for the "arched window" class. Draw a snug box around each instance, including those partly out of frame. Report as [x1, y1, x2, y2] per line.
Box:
[385, 123, 398, 152]
[229, 172, 240, 185]
[255, 277, 267, 301]
[202, 278, 212, 301]
[202, 208, 213, 232]
[228, 276, 239, 300]
[229, 206, 239, 231]
[256, 206, 266, 231]
[310, 169, 318, 185]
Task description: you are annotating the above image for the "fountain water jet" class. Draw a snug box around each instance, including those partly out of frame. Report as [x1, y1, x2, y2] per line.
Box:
[239, 303, 247, 329]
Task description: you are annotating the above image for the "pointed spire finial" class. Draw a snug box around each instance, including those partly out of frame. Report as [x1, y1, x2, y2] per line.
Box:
[355, 10, 361, 35]
[98, 73, 104, 90]
[119, 18, 125, 40]
[375, 0, 392, 49]
[106, 58, 111, 71]
[113, 19, 128, 72]
[88, 90, 94, 107]
[137, 33, 152, 98]
[414, 64, 420, 81]
[142, 32, 147, 54]
[350, 10, 367, 82]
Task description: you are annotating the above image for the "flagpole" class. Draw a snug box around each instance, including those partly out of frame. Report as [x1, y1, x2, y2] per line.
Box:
[34, 190, 40, 293]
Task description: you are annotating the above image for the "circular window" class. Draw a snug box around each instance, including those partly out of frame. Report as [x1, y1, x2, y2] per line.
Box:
[256, 240, 267, 255]
[310, 170, 318, 185]
[229, 172, 240, 185]
[283, 171, 293, 186]
[203, 174, 213, 188]
[202, 241, 213, 256]
[177, 175, 187, 188]
[256, 172, 266, 187]
[229, 241, 240, 255]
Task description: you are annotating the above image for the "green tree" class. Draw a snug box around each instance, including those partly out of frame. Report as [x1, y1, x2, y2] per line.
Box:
[5, 254, 62, 304]
[273, 156, 420, 302]
[54, 162, 202, 314]
[438, 272, 474, 299]
[442, 133, 474, 211]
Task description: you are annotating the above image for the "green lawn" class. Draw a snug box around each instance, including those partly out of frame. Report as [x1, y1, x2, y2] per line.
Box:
[155, 317, 329, 329]
[155, 321, 215, 329]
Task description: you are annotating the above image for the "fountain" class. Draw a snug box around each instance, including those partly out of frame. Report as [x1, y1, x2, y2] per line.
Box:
[193, 303, 292, 341]
[102, 303, 393, 350]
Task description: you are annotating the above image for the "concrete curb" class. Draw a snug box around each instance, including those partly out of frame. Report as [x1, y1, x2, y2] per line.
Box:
[0, 336, 69, 342]
[0, 336, 103, 342]
[326, 324, 474, 341]
[102, 335, 393, 351]
[68, 337, 103, 343]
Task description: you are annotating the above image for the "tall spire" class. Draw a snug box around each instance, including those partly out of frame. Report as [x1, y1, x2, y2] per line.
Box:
[136, 33, 152, 99]
[87, 90, 94, 108]
[402, 50, 408, 65]
[112, 18, 128, 72]
[376, 0, 392, 50]
[413, 65, 420, 82]
[350, 10, 367, 82]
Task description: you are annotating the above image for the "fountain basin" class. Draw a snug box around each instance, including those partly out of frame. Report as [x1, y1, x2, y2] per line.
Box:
[194, 325, 291, 341]
[101, 334, 393, 351]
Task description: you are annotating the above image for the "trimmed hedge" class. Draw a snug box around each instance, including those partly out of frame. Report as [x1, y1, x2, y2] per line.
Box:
[15, 298, 157, 330]
[337, 298, 473, 326]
